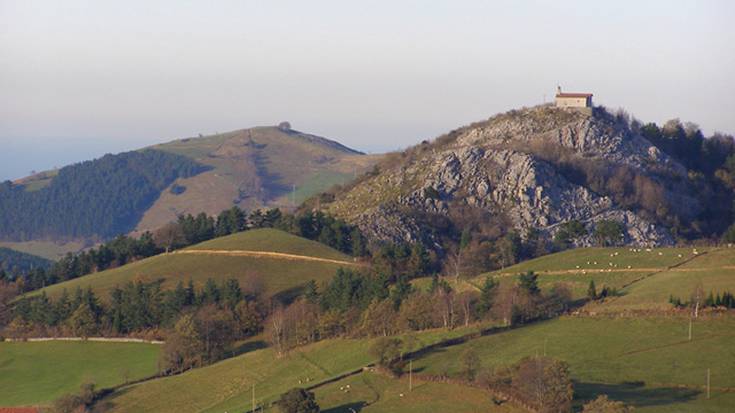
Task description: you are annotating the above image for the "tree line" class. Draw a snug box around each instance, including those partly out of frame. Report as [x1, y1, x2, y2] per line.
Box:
[264, 269, 573, 355]
[11, 206, 369, 293]
[0, 149, 208, 241]
[5, 277, 265, 373]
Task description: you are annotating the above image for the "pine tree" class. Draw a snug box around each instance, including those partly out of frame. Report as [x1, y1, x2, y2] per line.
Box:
[588, 279, 597, 300]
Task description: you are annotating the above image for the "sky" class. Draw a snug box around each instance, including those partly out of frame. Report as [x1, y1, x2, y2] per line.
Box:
[1, 0, 734, 181]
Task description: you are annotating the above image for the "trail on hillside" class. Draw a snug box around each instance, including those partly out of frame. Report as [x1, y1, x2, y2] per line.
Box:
[173, 249, 363, 266]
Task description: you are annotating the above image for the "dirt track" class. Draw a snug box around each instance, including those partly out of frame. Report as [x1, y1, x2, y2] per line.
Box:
[173, 249, 364, 266]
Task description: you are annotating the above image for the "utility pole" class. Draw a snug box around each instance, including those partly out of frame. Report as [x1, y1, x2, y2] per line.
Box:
[409, 360, 413, 391]
[707, 368, 711, 399]
[544, 338, 548, 356]
[292, 184, 296, 208]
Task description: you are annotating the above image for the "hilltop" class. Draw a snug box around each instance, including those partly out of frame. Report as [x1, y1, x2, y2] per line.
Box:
[33, 228, 357, 303]
[0, 126, 380, 256]
[324, 105, 732, 248]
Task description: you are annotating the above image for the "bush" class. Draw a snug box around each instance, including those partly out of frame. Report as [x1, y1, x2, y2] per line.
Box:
[276, 388, 320, 413]
[582, 395, 633, 412]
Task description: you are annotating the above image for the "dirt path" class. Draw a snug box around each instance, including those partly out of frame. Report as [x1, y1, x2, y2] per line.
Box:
[173, 249, 364, 267]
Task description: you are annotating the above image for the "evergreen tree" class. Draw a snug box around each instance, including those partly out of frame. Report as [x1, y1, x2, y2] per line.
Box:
[518, 271, 540, 295]
[588, 279, 597, 300]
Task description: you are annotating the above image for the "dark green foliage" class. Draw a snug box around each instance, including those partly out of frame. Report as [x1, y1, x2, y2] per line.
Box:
[476, 276, 498, 317]
[587, 279, 597, 300]
[13, 278, 264, 337]
[19, 232, 162, 292]
[669, 290, 734, 309]
[276, 388, 320, 413]
[0, 149, 208, 240]
[0, 247, 52, 277]
[518, 271, 540, 295]
[594, 220, 624, 247]
[722, 223, 735, 243]
[319, 269, 387, 312]
[553, 220, 587, 249]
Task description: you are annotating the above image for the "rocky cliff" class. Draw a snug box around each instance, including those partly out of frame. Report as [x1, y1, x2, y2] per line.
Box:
[326, 106, 699, 247]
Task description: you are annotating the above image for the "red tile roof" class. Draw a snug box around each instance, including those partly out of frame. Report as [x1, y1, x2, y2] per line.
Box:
[556, 92, 593, 98]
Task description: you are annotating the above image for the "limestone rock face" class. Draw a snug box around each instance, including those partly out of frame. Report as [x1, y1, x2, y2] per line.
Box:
[328, 106, 698, 247]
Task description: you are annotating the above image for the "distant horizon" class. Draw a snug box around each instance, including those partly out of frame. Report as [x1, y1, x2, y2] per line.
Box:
[1, 98, 733, 182]
[2, 0, 733, 181]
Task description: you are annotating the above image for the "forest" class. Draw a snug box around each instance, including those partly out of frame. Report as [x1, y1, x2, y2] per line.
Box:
[0, 149, 208, 241]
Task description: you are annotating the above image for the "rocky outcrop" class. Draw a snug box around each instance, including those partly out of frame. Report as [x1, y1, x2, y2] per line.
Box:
[328, 106, 693, 247]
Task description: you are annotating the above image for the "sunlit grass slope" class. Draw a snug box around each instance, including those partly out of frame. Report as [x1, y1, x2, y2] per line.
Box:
[34, 229, 352, 302]
[0, 341, 160, 406]
[315, 371, 524, 413]
[102, 326, 482, 413]
[412, 317, 735, 412]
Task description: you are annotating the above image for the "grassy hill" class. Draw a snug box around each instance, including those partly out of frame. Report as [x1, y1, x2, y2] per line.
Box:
[0, 340, 160, 406]
[411, 317, 735, 412]
[134, 126, 381, 233]
[2, 127, 381, 255]
[459, 247, 704, 301]
[314, 370, 524, 413]
[101, 327, 480, 413]
[33, 229, 357, 302]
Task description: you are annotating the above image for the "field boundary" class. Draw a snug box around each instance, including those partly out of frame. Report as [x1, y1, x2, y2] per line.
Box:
[173, 249, 363, 267]
[2, 337, 164, 344]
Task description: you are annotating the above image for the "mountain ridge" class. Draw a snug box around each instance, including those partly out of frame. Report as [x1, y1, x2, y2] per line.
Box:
[323, 105, 728, 248]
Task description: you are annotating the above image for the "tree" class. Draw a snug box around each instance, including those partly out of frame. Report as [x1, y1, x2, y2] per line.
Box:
[361, 299, 397, 337]
[68, 303, 98, 338]
[722, 223, 735, 243]
[153, 221, 186, 253]
[554, 220, 587, 249]
[276, 388, 319, 413]
[512, 356, 573, 413]
[594, 220, 624, 247]
[519, 271, 540, 295]
[476, 277, 498, 318]
[588, 279, 597, 300]
[161, 313, 204, 373]
[498, 232, 522, 268]
[460, 348, 480, 381]
[369, 337, 403, 373]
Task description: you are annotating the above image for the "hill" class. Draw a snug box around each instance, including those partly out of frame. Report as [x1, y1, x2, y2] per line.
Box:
[323, 106, 734, 248]
[0, 248, 52, 276]
[32, 229, 357, 302]
[412, 317, 735, 412]
[1, 126, 381, 256]
[0, 340, 160, 406]
[135, 126, 380, 233]
[98, 326, 487, 413]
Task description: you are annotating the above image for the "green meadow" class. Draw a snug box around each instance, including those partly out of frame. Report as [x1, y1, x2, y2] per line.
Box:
[0, 340, 160, 406]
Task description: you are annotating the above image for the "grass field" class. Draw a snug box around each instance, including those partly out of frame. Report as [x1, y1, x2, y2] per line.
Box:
[0, 341, 160, 406]
[412, 317, 735, 412]
[32, 229, 352, 302]
[488, 247, 698, 275]
[594, 248, 735, 312]
[314, 371, 524, 413]
[101, 325, 484, 413]
[189, 228, 352, 261]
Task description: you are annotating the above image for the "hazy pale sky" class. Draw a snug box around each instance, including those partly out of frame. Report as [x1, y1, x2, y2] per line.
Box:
[1, 0, 733, 180]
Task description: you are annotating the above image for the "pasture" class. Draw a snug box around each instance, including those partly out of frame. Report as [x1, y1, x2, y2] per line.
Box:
[32, 229, 354, 302]
[411, 317, 735, 412]
[0, 340, 160, 406]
